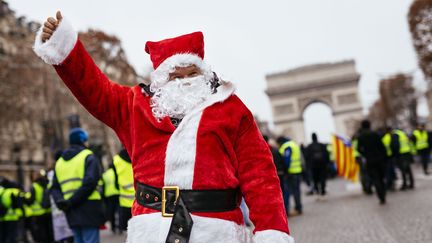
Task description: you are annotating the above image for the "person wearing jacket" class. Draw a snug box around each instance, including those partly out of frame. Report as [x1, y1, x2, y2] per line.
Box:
[412, 123, 430, 175]
[277, 136, 303, 216]
[50, 128, 105, 243]
[35, 11, 293, 243]
[27, 170, 53, 243]
[102, 163, 120, 234]
[305, 133, 330, 197]
[357, 120, 388, 204]
[391, 128, 415, 190]
[112, 148, 134, 232]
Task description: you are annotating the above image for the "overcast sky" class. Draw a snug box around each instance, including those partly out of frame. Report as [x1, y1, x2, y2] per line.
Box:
[9, 0, 427, 142]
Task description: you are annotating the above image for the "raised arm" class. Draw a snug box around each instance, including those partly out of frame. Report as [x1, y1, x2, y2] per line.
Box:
[235, 112, 294, 243]
[33, 11, 131, 130]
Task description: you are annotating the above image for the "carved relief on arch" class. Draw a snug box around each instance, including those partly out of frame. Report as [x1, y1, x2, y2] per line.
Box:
[298, 94, 333, 114]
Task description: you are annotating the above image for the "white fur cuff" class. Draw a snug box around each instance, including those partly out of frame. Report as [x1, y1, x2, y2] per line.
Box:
[253, 230, 295, 243]
[33, 18, 77, 65]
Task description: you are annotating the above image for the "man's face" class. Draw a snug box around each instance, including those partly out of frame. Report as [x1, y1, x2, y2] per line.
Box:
[168, 65, 202, 81]
[150, 64, 211, 120]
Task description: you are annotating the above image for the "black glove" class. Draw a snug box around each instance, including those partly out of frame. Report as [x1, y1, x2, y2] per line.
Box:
[56, 199, 72, 212]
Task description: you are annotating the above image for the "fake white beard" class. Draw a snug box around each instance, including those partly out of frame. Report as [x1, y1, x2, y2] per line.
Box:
[150, 75, 212, 120]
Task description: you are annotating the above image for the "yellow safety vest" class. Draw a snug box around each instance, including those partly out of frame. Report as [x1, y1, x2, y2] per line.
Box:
[382, 133, 392, 157]
[103, 168, 120, 198]
[0, 188, 22, 222]
[55, 149, 101, 201]
[352, 139, 360, 158]
[393, 130, 412, 154]
[279, 141, 302, 174]
[413, 129, 429, 151]
[113, 155, 134, 208]
[327, 144, 335, 161]
[30, 183, 50, 216]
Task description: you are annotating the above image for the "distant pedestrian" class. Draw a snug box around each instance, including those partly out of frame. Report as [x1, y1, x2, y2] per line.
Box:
[352, 133, 372, 194]
[27, 170, 53, 243]
[382, 127, 397, 191]
[263, 135, 288, 198]
[357, 120, 388, 204]
[391, 129, 415, 190]
[305, 133, 330, 197]
[112, 148, 134, 232]
[412, 123, 430, 175]
[102, 164, 120, 234]
[50, 128, 105, 243]
[277, 136, 303, 216]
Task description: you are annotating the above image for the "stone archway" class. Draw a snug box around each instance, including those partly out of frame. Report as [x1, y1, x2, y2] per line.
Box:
[265, 60, 363, 144]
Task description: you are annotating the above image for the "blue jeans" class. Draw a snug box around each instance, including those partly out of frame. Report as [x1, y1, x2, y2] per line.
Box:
[72, 227, 100, 243]
[286, 174, 302, 213]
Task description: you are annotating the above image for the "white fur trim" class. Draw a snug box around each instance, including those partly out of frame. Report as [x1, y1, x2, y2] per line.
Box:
[127, 213, 251, 243]
[150, 53, 213, 91]
[33, 18, 77, 65]
[253, 230, 295, 243]
[163, 81, 235, 188]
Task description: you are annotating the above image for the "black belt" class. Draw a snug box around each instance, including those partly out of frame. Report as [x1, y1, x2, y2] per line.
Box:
[135, 182, 241, 243]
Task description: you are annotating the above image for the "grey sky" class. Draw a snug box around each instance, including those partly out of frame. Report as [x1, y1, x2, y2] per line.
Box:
[9, 0, 426, 140]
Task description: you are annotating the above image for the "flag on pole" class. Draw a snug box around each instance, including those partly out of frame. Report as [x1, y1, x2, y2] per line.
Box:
[332, 135, 359, 182]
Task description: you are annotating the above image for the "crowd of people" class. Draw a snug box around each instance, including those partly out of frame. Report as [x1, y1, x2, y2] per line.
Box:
[264, 119, 431, 219]
[264, 132, 333, 218]
[353, 120, 429, 204]
[0, 128, 135, 243]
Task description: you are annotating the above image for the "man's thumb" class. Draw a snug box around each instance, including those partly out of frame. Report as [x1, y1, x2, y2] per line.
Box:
[56, 11, 62, 22]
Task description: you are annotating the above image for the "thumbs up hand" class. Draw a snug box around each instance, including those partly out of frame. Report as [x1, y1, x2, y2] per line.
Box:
[41, 11, 62, 42]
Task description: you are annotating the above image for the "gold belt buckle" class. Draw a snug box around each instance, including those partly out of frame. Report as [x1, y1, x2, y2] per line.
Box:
[161, 186, 180, 217]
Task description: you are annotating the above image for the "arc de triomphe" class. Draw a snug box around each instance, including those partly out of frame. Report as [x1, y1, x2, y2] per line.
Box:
[265, 60, 363, 144]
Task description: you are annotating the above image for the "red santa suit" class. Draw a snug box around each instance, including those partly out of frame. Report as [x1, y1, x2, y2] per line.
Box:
[34, 17, 294, 243]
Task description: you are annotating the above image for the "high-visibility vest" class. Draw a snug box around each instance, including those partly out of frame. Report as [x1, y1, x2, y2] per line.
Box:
[393, 130, 412, 155]
[113, 155, 134, 208]
[103, 168, 119, 198]
[0, 188, 22, 222]
[30, 182, 50, 216]
[352, 139, 361, 158]
[55, 149, 101, 201]
[279, 141, 302, 174]
[413, 129, 429, 151]
[327, 144, 335, 161]
[382, 133, 392, 157]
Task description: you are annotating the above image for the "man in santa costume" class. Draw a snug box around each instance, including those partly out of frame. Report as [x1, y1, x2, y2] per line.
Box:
[34, 11, 294, 243]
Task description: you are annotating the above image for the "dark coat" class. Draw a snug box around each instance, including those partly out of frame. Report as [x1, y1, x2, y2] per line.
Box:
[305, 142, 330, 169]
[50, 145, 105, 227]
[357, 129, 387, 165]
[269, 145, 287, 177]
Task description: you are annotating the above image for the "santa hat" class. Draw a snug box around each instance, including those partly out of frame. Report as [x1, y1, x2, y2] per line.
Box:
[146, 32, 213, 89]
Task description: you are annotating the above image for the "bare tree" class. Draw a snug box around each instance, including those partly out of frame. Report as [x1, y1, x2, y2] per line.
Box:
[368, 73, 418, 131]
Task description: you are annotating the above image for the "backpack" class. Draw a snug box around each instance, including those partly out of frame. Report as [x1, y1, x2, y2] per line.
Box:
[309, 143, 326, 162]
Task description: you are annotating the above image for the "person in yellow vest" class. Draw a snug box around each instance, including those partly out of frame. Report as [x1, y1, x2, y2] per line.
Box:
[391, 128, 415, 190]
[277, 136, 303, 216]
[102, 164, 120, 234]
[412, 123, 431, 175]
[112, 148, 134, 232]
[382, 127, 397, 191]
[0, 181, 24, 243]
[27, 170, 54, 243]
[50, 128, 105, 243]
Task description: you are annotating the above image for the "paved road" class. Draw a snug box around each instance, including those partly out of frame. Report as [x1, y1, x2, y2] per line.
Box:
[102, 165, 432, 243]
[289, 165, 432, 243]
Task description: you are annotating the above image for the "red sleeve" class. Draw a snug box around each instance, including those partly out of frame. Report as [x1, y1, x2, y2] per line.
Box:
[54, 39, 131, 130]
[235, 111, 290, 235]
